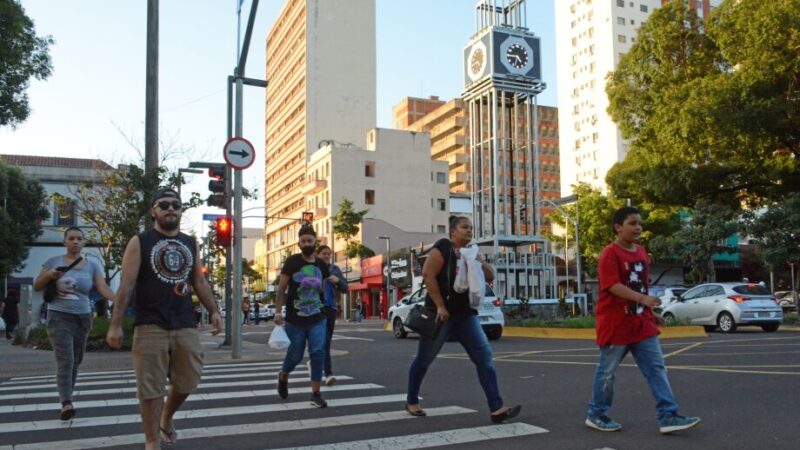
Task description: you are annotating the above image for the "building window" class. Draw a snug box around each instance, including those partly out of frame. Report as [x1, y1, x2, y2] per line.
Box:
[617, 34, 627, 43]
[437, 198, 446, 211]
[365, 190, 375, 205]
[54, 195, 76, 226]
[365, 161, 376, 177]
[437, 225, 446, 234]
[640, 4, 648, 12]
[616, 0, 624, 6]
[436, 172, 446, 184]
[617, 16, 625, 25]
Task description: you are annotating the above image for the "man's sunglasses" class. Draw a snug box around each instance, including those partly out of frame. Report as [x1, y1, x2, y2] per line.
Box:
[156, 200, 182, 211]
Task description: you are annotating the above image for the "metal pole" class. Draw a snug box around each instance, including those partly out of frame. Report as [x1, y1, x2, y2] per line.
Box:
[145, 0, 159, 175]
[575, 203, 582, 295]
[231, 75, 244, 360]
[223, 77, 233, 347]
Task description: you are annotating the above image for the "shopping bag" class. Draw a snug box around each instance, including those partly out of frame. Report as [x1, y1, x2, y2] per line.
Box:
[268, 325, 291, 350]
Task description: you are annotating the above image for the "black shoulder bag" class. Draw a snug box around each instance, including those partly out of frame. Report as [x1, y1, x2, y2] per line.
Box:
[43, 257, 84, 303]
[404, 244, 452, 340]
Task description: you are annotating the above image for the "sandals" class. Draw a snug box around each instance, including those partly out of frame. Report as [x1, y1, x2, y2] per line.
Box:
[405, 403, 426, 417]
[490, 404, 522, 424]
[60, 404, 76, 421]
[159, 425, 178, 445]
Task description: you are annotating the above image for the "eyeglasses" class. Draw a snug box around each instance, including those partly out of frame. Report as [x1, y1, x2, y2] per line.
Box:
[156, 200, 182, 211]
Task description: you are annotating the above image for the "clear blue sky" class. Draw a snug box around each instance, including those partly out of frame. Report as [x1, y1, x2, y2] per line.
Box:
[0, 0, 557, 231]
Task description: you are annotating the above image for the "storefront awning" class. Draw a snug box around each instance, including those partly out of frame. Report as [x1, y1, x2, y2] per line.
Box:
[348, 282, 382, 291]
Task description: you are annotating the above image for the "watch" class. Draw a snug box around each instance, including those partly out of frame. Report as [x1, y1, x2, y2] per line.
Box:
[505, 43, 528, 69]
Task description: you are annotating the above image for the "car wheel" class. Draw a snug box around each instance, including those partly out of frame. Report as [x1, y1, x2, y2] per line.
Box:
[717, 312, 737, 333]
[393, 317, 407, 339]
[703, 325, 716, 332]
[486, 327, 502, 341]
[662, 313, 676, 325]
[761, 324, 780, 332]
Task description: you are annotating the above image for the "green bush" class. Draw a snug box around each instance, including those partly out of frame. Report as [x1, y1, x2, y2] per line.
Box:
[24, 316, 135, 351]
[517, 316, 596, 328]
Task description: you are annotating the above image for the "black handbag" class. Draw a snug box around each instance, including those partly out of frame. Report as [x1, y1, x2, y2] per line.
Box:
[43, 257, 83, 303]
[404, 304, 441, 340]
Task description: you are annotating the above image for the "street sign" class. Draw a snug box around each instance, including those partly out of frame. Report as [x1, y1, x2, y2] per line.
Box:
[223, 137, 255, 170]
[202, 213, 226, 221]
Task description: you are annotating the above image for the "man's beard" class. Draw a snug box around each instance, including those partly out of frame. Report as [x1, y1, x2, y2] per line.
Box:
[156, 214, 180, 231]
[300, 246, 315, 257]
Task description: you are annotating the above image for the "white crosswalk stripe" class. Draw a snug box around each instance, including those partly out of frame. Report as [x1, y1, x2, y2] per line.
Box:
[0, 362, 548, 449]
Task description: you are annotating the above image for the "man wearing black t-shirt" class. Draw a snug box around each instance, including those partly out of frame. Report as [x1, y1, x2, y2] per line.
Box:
[274, 225, 331, 408]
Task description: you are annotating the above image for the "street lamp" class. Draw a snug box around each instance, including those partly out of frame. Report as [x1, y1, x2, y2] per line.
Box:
[378, 236, 391, 311]
[538, 199, 581, 296]
[177, 168, 203, 200]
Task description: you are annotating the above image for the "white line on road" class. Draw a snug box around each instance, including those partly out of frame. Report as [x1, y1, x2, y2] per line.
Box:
[269, 422, 549, 450]
[5, 361, 284, 382]
[0, 383, 383, 414]
[0, 393, 408, 434]
[3, 406, 473, 450]
[331, 334, 374, 341]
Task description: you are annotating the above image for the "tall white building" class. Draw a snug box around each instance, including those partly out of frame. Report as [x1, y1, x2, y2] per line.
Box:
[555, 0, 720, 195]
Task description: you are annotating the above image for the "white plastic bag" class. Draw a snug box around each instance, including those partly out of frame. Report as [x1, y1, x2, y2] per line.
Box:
[466, 259, 485, 308]
[268, 325, 291, 350]
[453, 256, 469, 293]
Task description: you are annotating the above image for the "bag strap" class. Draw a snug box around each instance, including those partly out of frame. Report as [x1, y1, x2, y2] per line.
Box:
[63, 256, 84, 271]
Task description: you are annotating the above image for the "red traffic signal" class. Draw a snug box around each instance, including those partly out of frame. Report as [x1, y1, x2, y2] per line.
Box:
[302, 211, 313, 225]
[215, 216, 233, 247]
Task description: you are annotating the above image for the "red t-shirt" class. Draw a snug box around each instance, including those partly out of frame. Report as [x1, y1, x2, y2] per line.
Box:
[595, 242, 660, 346]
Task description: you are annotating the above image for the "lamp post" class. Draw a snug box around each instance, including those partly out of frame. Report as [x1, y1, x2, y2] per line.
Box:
[378, 236, 391, 316]
[177, 168, 203, 200]
[538, 199, 581, 295]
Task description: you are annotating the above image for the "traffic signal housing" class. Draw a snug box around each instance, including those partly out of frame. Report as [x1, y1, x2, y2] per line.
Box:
[215, 216, 233, 247]
[207, 163, 228, 209]
[301, 211, 313, 225]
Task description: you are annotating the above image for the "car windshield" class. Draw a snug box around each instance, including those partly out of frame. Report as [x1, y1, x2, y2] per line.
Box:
[485, 284, 495, 296]
[732, 284, 772, 295]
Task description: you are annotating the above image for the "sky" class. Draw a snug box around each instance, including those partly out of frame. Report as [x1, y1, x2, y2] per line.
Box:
[0, 0, 557, 233]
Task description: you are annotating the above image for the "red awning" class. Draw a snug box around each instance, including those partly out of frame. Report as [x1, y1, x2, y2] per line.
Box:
[348, 282, 383, 291]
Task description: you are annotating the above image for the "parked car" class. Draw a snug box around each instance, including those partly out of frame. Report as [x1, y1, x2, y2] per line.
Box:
[659, 287, 689, 305]
[774, 291, 798, 311]
[388, 284, 504, 340]
[660, 283, 783, 333]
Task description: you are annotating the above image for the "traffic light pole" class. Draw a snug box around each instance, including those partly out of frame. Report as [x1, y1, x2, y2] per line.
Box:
[231, 75, 244, 360]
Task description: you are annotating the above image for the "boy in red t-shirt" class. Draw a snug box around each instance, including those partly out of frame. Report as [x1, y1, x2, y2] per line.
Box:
[585, 207, 700, 434]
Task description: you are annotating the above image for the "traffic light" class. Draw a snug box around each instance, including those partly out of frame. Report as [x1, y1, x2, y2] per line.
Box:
[215, 216, 233, 247]
[207, 163, 227, 209]
[301, 211, 313, 225]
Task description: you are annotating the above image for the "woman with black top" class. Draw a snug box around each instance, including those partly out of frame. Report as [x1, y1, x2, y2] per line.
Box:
[405, 215, 521, 423]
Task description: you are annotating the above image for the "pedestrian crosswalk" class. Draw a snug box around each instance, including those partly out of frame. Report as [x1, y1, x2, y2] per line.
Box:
[0, 360, 548, 449]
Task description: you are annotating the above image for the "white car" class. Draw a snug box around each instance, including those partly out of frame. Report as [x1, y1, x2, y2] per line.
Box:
[660, 282, 783, 333]
[388, 284, 504, 340]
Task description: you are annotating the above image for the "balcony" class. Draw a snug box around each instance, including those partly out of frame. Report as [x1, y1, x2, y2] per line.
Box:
[303, 178, 327, 194]
[445, 153, 468, 168]
[314, 207, 328, 218]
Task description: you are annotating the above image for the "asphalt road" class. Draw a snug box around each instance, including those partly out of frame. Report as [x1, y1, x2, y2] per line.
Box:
[1, 321, 798, 449]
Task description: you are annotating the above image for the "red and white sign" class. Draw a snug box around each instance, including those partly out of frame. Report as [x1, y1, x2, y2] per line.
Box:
[223, 137, 255, 170]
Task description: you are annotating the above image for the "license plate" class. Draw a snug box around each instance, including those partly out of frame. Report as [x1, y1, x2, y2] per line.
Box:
[479, 316, 489, 322]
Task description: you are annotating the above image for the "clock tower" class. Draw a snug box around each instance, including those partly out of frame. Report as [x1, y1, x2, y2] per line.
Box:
[462, 0, 556, 301]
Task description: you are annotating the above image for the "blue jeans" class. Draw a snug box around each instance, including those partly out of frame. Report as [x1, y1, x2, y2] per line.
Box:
[323, 307, 337, 376]
[282, 318, 327, 382]
[407, 312, 503, 412]
[46, 310, 93, 406]
[588, 335, 679, 422]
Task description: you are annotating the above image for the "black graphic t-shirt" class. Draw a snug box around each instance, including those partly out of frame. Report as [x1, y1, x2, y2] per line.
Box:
[134, 229, 197, 330]
[281, 254, 329, 327]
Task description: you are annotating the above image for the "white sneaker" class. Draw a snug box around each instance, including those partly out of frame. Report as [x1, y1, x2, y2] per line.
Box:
[324, 375, 336, 386]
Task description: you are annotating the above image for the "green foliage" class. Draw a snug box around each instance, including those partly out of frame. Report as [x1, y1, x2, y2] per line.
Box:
[0, 161, 49, 278]
[24, 316, 135, 351]
[332, 197, 370, 258]
[606, 0, 800, 207]
[345, 241, 375, 259]
[743, 193, 800, 270]
[518, 316, 596, 328]
[0, 0, 53, 128]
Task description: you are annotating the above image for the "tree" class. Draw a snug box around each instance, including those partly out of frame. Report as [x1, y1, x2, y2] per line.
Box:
[606, 0, 800, 207]
[743, 193, 800, 272]
[331, 198, 373, 259]
[0, 0, 53, 128]
[0, 161, 49, 278]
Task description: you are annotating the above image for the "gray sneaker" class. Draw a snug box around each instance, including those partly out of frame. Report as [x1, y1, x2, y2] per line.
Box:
[585, 415, 622, 432]
[659, 415, 700, 434]
[310, 392, 328, 408]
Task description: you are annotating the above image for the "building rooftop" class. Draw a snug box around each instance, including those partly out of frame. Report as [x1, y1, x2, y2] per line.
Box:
[0, 154, 113, 170]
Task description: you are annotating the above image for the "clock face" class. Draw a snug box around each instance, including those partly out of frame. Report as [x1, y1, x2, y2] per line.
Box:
[506, 43, 529, 69]
[470, 48, 485, 75]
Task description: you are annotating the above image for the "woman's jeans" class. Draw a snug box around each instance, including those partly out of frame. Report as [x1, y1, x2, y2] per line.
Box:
[46, 310, 93, 406]
[587, 335, 679, 422]
[407, 312, 503, 412]
[282, 318, 327, 382]
[323, 307, 337, 376]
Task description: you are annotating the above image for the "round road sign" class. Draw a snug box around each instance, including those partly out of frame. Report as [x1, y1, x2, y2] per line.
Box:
[223, 137, 256, 170]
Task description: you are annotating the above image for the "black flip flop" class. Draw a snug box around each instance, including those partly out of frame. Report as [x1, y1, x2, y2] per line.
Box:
[405, 403, 427, 417]
[490, 404, 522, 424]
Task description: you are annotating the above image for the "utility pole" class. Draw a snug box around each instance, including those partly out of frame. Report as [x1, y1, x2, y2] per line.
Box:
[145, 0, 159, 175]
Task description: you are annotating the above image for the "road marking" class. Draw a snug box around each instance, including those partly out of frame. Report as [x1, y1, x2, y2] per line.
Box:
[0, 393, 408, 434]
[331, 334, 374, 341]
[269, 422, 549, 450]
[0, 383, 384, 413]
[5, 361, 284, 382]
[4, 406, 475, 450]
[664, 342, 704, 358]
[667, 366, 800, 376]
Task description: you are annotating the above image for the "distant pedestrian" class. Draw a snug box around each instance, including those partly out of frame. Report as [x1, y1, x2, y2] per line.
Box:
[274, 225, 333, 408]
[585, 206, 700, 434]
[105, 188, 222, 450]
[356, 303, 363, 322]
[254, 302, 261, 325]
[316, 245, 348, 386]
[33, 227, 115, 421]
[405, 215, 521, 423]
[242, 301, 250, 325]
[2, 290, 19, 339]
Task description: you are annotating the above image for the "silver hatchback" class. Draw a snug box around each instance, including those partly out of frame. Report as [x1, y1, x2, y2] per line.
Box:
[661, 283, 783, 333]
